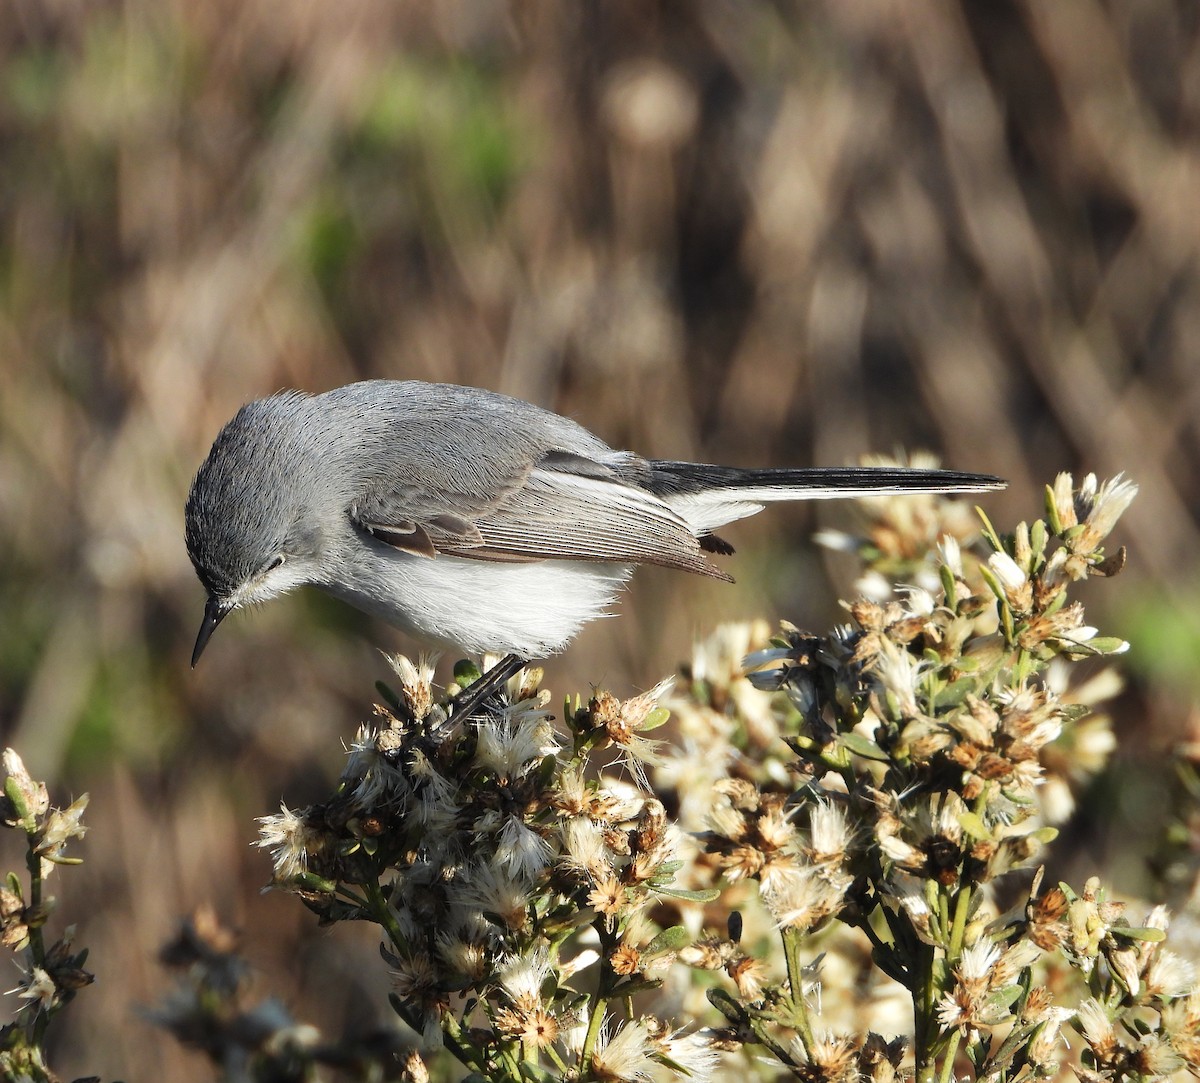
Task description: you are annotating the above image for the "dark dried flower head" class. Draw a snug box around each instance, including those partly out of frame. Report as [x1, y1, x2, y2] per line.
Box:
[859, 1033, 907, 1083]
[0, 886, 29, 950]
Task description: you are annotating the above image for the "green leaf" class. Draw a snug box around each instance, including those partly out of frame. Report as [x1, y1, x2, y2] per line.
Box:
[1030, 518, 1047, 564]
[1063, 523, 1087, 545]
[838, 731, 890, 762]
[940, 562, 958, 608]
[985, 984, 1026, 1012]
[537, 754, 558, 786]
[1078, 636, 1129, 656]
[651, 860, 685, 880]
[653, 885, 721, 903]
[374, 680, 402, 715]
[977, 563, 1006, 606]
[994, 787, 1032, 812]
[1041, 590, 1068, 619]
[999, 598, 1016, 644]
[1044, 485, 1064, 535]
[640, 706, 671, 731]
[935, 678, 976, 711]
[293, 871, 339, 894]
[707, 987, 748, 1023]
[976, 507, 1004, 553]
[958, 811, 992, 841]
[610, 976, 665, 997]
[646, 925, 691, 955]
[1114, 925, 1167, 943]
[4, 776, 31, 830]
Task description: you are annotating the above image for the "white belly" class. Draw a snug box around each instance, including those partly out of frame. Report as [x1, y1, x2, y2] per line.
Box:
[320, 553, 633, 657]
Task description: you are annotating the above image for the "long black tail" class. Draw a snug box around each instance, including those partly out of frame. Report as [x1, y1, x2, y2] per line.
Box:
[646, 461, 1006, 499]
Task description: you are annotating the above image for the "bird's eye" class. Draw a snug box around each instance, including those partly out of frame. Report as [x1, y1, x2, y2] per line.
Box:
[266, 555, 285, 573]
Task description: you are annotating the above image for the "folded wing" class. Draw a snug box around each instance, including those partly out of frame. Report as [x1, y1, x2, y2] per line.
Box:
[349, 455, 729, 579]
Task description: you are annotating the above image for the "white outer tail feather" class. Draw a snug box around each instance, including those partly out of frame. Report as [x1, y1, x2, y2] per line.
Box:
[665, 481, 995, 536]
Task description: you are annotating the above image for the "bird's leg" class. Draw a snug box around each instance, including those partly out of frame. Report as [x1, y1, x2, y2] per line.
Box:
[445, 652, 528, 722]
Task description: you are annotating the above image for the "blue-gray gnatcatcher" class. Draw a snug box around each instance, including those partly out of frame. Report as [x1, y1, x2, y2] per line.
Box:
[185, 380, 1004, 667]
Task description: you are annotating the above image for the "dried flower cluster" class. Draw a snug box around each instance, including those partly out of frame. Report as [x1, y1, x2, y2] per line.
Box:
[7, 471, 1192, 1083]
[647, 472, 1191, 1083]
[243, 470, 1189, 1083]
[153, 906, 430, 1082]
[0, 748, 93, 1082]
[254, 656, 721, 1080]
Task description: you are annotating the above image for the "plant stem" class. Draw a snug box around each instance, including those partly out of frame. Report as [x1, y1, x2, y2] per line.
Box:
[25, 839, 44, 967]
[854, 909, 892, 956]
[438, 1008, 485, 1076]
[781, 926, 815, 1053]
[948, 884, 972, 965]
[580, 992, 609, 1071]
[365, 878, 409, 956]
[544, 1039, 570, 1075]
[937, 1027, 962, 1083]
[748, 1014, 804, 1069]
[581, 917, 620, 1070]
[914, 940, 937, 1083]
[25, 835, 52, 1045]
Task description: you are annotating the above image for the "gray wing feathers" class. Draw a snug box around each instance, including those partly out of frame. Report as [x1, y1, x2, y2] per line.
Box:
[326, 380, 617, 515]
[331, 383, 729, 577]
[353, 464, 728, 579]
[333, 382, 1000, 577]
[467, 469, 728, 578]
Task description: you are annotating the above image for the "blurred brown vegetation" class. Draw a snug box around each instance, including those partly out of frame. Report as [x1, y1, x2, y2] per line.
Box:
[1, 1, 1198, 1078]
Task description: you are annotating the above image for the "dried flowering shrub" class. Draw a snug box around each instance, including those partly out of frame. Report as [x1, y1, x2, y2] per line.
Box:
[6, 471, 1190, 1083]
[152, 906, 429, 1082]
[653, 472, 1200, 1083]
[0, 749, 94, 1083]
[240, 470, 1200, 1083]
[254, 655, 722, 1081]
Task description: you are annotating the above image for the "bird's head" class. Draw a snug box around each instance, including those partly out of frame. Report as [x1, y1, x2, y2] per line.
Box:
[184, 393, 332, 665]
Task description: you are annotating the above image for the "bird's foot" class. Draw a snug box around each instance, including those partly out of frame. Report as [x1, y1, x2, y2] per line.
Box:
[443, 653, 528, 724]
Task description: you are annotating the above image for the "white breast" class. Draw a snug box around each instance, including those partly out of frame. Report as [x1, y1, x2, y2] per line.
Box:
[319, 552, 633, 657]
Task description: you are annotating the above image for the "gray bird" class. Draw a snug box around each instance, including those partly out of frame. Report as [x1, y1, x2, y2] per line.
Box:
[185, 380, 1004, 667]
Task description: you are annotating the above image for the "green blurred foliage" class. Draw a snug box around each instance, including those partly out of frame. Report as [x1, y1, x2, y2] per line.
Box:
[1123, 587, 1200, 699]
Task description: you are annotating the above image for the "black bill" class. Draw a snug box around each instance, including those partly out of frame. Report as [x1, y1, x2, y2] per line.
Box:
[191, 597, 229, 667]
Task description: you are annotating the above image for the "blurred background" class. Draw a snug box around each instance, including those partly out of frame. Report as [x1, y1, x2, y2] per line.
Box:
[1, 0, 1199, 1076]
